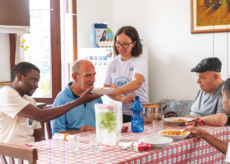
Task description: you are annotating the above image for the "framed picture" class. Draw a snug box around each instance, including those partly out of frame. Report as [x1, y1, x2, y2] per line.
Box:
[191, 0, 230, 33]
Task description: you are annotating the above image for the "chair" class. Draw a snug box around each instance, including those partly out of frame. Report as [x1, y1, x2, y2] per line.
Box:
[160, 99, 193, 117]
[0, 142, 38, 164]
[45, 121, 52, 139]
[42, 104, 53, 139]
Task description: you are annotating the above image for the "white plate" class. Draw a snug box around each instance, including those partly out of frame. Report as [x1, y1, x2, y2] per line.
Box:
[164, 117, 193, 126]
[158, 130, 190, 141]
[138, 136, 173, 149]
[91, 87, 114, 95]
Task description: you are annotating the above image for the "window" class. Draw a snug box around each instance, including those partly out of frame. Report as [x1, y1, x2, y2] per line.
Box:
[24, 0, 52, 98]
[9, 0, 77, 103]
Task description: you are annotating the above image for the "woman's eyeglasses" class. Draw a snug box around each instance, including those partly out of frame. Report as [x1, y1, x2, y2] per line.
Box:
[115, 41, 133, 49]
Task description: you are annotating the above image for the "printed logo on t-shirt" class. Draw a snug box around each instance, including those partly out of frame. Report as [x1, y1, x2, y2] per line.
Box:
[114, 77, 128, 95]
[26, 118, 34, 128]
[114, 76, 130, 87]
[130, 67, 133, 71]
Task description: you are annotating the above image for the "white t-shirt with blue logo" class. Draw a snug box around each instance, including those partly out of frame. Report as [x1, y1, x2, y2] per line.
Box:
[104, 55, 149, 115]
[0, 86, 41, 145]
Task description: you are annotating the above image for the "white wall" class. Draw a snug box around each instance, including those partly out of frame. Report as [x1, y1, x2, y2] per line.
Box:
[112, 0, 229, 103]
[77, 0, 113, 48]
[77, 0, 230, 103]
[0, 34, 11, 82]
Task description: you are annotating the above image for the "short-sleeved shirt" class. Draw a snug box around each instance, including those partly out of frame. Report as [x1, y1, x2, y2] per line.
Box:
[0, 86, 41, 145]
[104, 55, 149, 115]
[190, 82, 225, 117]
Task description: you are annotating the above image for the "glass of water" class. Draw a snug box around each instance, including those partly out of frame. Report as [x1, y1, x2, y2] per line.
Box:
[152, 119, 164, 133]
[68, 134, 79, 151]
[89, 134, 102, 151]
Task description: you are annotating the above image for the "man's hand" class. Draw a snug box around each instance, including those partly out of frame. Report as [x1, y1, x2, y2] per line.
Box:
[184, 126, 228, 155]
[185, 115, 198, 119]
[184, 126, 207, 138]
[78, 86, 102, 104]
[119, 95, 135, 103]
[79, 125, 95, 132]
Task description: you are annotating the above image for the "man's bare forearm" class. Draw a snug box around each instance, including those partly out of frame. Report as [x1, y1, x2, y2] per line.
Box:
[200, 113, 227, 126]
[18, 100, 82, 122]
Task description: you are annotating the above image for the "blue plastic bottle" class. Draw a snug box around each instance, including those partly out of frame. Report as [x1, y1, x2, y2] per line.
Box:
[131, 96, 144, 133]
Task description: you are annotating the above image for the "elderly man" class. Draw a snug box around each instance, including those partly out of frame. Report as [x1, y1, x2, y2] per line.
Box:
[185, 78, 230, 162]
[186, 57, 228, 126]
[51, 60, 103, 135]
[0, 62, 101, 145]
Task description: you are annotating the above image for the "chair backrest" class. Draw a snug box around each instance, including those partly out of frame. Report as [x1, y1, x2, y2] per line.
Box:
[45, 121, 52, 139]
[0, 142, 38, 164]
[42, 104, 53, 139]
[160, 99, 193, 117]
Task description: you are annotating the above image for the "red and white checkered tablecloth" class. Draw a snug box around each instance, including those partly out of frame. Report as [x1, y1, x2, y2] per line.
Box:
[2, 123, 230, 164]
[31, 123, 230, 164]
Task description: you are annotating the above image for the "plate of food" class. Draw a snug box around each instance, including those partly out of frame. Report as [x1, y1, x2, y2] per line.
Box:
[138, 136, 173, 149]
[158, 129, 190, 141]
[91, 87, 114, 95]
[164, 117, 193, 126]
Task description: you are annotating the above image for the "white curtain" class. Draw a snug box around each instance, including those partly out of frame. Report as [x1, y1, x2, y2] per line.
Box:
[15, 10, 44, 66]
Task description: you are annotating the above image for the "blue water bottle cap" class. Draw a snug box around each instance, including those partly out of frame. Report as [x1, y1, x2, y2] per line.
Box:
[135, 96, 139, 100]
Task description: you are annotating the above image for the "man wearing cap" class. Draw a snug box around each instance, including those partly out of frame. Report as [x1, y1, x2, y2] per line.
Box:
[185, 57, 228, 126]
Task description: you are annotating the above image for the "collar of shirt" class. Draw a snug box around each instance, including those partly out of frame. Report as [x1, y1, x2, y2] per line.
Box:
[69, 82, 86, 108]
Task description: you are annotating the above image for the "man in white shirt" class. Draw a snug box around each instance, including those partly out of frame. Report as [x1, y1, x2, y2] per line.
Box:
[185, 78, 230, 163]
[0, 62, 102, 145]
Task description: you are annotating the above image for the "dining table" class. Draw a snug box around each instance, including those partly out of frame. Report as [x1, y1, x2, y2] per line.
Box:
[29, 123, 229, 164]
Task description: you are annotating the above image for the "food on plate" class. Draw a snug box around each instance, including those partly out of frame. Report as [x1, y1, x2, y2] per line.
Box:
[95, 88, 104, 90]
[161, 129, 188, 135]
[172, 119, 186, 122]
[121, 126, 128, 133]
[143, 104, 160, 108]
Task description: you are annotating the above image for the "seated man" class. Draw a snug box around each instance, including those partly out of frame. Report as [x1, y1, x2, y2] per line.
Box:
[185, 78, 230, 163]
[51, 60, 103, 135]
[0, 62, 101, 145]
[186, 57, 227, 126]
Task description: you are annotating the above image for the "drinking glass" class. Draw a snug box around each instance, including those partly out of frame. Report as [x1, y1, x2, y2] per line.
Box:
[152, 119, 164, 133]
[89, 134, 102, 151]
[68, 134, 79, 151]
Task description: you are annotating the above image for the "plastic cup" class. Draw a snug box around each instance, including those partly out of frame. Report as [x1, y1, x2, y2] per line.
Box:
[68, 134, 79, 151]
[152, 120, 164, 133]
[90, 134, 102, 151]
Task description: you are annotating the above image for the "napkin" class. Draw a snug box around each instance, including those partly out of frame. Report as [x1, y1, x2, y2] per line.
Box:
[118, 141, 152, 152]
[52, 133, 72, 141]
[133, 142, 152, 152]
[185, 118, 204, 127]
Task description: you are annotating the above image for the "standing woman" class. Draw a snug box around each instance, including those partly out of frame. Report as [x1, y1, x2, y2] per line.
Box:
[104, 26, 149, 123]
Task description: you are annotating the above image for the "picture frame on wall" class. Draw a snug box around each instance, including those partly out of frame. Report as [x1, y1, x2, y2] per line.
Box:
[191, 0, 230, 34]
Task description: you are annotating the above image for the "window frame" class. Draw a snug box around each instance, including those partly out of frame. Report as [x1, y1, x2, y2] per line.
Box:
[6, 0, 77, 104]
[34, 0, 62, 104]
[6, 0, 62, 104]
